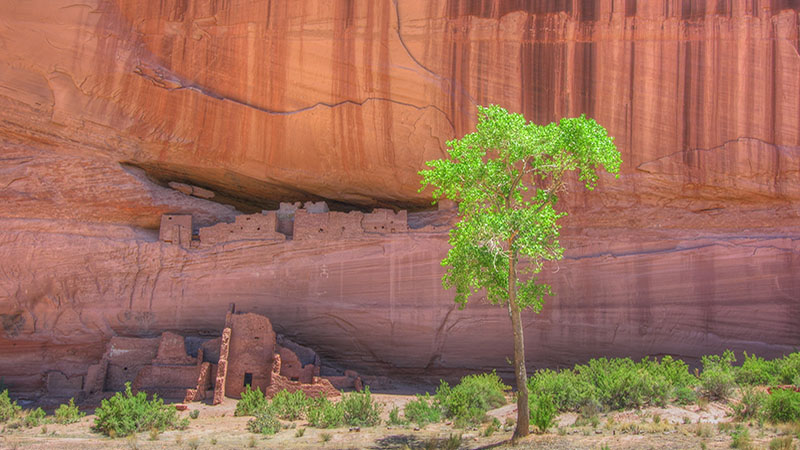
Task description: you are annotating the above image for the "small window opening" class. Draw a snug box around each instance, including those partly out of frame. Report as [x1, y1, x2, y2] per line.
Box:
[290, 376, 299, 382]
[319, 228, 324, 233]
[243, 373, 253, 387]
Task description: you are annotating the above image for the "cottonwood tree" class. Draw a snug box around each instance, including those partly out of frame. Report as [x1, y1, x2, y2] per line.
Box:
[419, 105, 621, 439]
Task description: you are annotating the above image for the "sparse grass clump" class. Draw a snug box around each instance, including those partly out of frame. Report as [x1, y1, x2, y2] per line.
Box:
[93, 382, 180, 438]
[54, 398, 85, 424]
[435, 371, 508, 427]
[387, 406, 406, 426]
[403, 393, 441, 427]
[730, 425, 751, 448]
[769, 436, 794, 450]
[189, 409, 199, 420]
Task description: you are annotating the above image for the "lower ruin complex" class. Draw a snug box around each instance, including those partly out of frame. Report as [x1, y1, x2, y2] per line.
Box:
[54, 308, 342, 403]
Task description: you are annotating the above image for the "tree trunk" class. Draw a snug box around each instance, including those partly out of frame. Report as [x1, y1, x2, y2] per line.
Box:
[508, 248, 530, 440]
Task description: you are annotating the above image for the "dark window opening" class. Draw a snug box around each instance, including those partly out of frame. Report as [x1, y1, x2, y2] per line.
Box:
[290, 377, 299, 382]
[243, 373, 253, 387]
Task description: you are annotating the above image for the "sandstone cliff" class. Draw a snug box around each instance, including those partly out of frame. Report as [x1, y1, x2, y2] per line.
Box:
[0, 0, 799, 393]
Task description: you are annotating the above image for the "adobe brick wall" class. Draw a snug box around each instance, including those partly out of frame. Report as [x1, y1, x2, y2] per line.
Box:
[154, 331, 195, 365]
[293, 210, 364, 240]
[225, 313, 276, 399]
[45, 371, 83, 397]
[104, 337, 160, 391]
[159, 214, 192, 245]
[198, 211, 285, 246]
[362, 209, 408, 233]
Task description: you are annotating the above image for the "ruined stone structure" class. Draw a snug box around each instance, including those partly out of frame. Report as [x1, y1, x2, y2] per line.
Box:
[160, 202, 411, 247]
[224, 313, 276, 399]
[158, 214, 192, 246]
[45, 310, 338, 402]
[199, 211, 285, 246]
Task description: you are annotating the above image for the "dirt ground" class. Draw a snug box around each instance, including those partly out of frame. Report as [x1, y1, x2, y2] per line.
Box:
[1, 393, 798, 449]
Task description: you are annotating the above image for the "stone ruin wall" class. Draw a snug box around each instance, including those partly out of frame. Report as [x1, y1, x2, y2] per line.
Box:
[46, 310, 344, 402]
[160, 201, 411, 247]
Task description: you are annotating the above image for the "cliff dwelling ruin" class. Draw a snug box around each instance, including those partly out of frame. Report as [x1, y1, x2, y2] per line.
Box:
[48, 305, 359, 403]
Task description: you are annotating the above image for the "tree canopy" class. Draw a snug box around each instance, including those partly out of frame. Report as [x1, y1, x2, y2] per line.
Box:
[420, 104, 621, 312]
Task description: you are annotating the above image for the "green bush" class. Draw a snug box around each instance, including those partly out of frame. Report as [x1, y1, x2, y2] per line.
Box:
[527, 368, 590, 412]
[235, 386, 268, 417]
[700, 351, 737, 400]
[576, 357, 672, 410]
[93, 382, 180, 437]
[436, 372, 509, 426]
[54, 398, 85, 424]
[529, 394, 556, 434]
[387, 406, 406, 426]
[776, 353, 800, 385]
[340, 387, 382, 427]
[270, 389, 309, 421]
[23, 407, 47, 427]
[737, 352, 778, 386]
[0, 389, 21, 423]
[733, 387, 767, 421]
[674, 386, 698, 405]
[764, 389, 800, 423]
[247, 407, 281, 435]
[404, 393, 441, 427]
[307, 396, 344, 428]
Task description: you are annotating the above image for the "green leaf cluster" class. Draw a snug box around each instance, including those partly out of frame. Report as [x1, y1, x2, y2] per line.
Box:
[419, 105, 621, 310]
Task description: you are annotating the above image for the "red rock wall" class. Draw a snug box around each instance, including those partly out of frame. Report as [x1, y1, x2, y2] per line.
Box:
[0, 0, 799, 392]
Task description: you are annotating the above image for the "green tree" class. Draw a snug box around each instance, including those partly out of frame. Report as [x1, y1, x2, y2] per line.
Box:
[419, 105, 621, 440]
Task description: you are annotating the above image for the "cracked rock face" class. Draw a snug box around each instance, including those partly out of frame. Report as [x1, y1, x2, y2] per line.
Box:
[1, 0, 800, 393]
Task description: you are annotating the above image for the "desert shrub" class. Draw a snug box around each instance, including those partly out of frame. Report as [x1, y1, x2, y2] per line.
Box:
[529, 394, 556, 434]
[387, 406, 406, 426]
[23, 407, 47, 427]
[404, 393, 441, 426]
[700, 351, 737, 400]
[270, 389, 309, 421]
[776, 353, 800, 385]
[0, 390, 21, 423]
[436, 372, 509, 426]
[736, 352, 779, 386]
[764, 389, 800, 423]
[733, 387, 767, 421]
[189, 409, 199, 419]
[576, 357, 672, 410]
[527, 368, 591, 411]
[674, 386, 698, 405]
[247, 407, 281, 435]
[93, 382, 180, 437]
[54, 398, 85, 424]
[307, 396, 344, 428]
[340, 387, 382, 427]
[235, 386, 268, 417]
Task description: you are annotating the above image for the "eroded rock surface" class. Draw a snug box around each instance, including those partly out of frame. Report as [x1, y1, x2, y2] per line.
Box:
[0, 1, 799, 393]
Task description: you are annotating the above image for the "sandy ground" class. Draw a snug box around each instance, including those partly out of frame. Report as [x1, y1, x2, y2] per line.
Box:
[1, 393, 798, 449]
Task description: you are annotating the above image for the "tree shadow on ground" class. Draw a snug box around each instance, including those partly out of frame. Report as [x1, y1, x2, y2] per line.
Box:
[369, 434, 427, 449]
